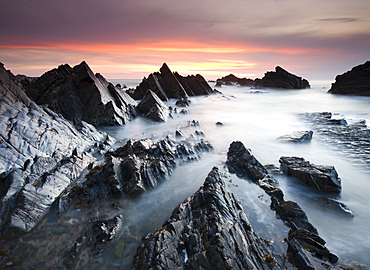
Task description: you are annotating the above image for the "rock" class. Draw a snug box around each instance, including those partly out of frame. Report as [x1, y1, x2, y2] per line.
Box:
[128, 63, 216, 100]
[175, 97, 191, 107]
[277, 130, 313, 143]
[137, 90, 169, 122]
[279, 156, 342, 193]
[317, 197, 354, 217]
[215, 74, 255, 87]
[226, 141, 269, 182]
[328, 61, 370, 96]
[226, 141, 339, 269]
[0, 62, 106, 234]
[256, 66, 310, 89]
[132, 167, 284, 270]
[215, 122, 223, 126]
[24, 61, 138, 126]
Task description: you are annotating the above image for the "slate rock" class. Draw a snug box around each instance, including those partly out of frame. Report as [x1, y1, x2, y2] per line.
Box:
[279, 156, 341, 193]
[215, 74, 255, 87]
[25, 61, 137, 126]
[277, 130, 313, 143]
[137, 89, 169, 122]
[328, 61, 370, 96]
[132, 167, 284, 270]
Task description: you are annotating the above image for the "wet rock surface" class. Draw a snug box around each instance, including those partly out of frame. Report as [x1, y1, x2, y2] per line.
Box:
[256, 66, 310, 89]
[328, 61, 370, 96]
[24, 61, 137, 126]
[226, 141, 340, 269]
[279, 156, 342, 193]
[127, 63, 216, 100]
[0, 62, 106, 234]
[277, 130, 313, 143]
[132, 167, 286, 270]
[301, 112, 370, 172]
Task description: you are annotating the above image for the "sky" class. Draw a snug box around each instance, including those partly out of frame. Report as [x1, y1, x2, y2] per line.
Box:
[0, 0, 369, 80]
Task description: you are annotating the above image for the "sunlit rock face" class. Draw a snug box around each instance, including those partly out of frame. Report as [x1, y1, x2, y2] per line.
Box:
[137, 90, 169, 122]
[0, 62, 106, 233]
[257, 66, 310, 89]
[328, 61, 370, 96]
[24, 61, 138, 126]
[128, 63, 216, 101]
[132, 167, 284, 270]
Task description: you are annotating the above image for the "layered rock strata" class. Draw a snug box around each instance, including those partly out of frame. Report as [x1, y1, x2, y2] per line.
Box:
[0, 63, 106, 234]
[328, 61, 370, 96]
[277, 130, 313, 143]
[279, 156, 342, 193]
[226, 141, 339, 269]
[137, 90, 169, 122]
[132, 167, 285, 270]
[127, 63, 216, 101]
[24, 61, 137, 126]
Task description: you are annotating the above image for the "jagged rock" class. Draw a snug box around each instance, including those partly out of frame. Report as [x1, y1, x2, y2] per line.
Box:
[317, 197, 354, 217]
[132, 167, 284, 270]
[175, 97, 191, 107]
[277, 130, 313, 143]
[128, 63, 216, 100]
[215, 74, 255, 87]
[226, 141, 339, 269]
[256, 66, 310, 89]
[137, 90, 169, 122]
[0, 62, 106, 234]
[328, 61, 370, 96]
[24, 61, 138, 126]
[279, 156, 342, 193]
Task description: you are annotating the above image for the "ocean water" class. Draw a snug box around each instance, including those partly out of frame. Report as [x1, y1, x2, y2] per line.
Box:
[103, 79, 370, 268]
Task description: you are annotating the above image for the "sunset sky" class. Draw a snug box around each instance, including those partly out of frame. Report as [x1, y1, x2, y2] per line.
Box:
[1, 0, 369, 80]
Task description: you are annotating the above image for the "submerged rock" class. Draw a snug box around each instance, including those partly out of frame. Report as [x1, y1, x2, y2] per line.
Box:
[0, 62, 106, 234]
[317, 197, 354, 217]
[132, 167, 284, 270]
[128, 63, 216, 100]
[24, 61, 137, 126]
[137, 90, 169, 122]
[328, 61, 370, 96]
[279, 156, 342, 193]
[256, 66, 310, 89]
[277, 130, 313, 143]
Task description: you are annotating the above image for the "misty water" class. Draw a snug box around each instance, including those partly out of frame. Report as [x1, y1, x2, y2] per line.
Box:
[6, 80, 370, 269]
[101, 80, 370, 268]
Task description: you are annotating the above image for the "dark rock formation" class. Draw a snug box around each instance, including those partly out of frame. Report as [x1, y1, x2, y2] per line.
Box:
[128, 63, 216, 101]
[328, 61, 370, 96]
[226, 141, 339, 269]
[175, 97, 191, 107]
[301, 112, 370, 171]
[277, 130, 313, 143]
[256, 66, 310, 89]
[279, 156, 341, 193]
[317, 197, 354, 217]
[215, 74, 255, 87]
[137, 90, 169, 122]
[132, 167, 285, 270]
[0, 62, 106, 234]
[24, 61, 137, 126]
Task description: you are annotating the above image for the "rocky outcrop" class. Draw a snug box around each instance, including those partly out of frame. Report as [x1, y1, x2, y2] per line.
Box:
[277, 130, 313, 143]
[0, 62, 106, 234]
[137, 90, 169, 121]
[127, 63, 216, 101]
[279, 156, 341, 193]
[132, 167, 285, 270]
[317, 197, 354, 217]
[226, 141, 339, 269]
[328, 61, 370, 96]
[215, 74, 255, 87]
[24, 61, 137, 126]
[256, 66, 310, 89]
